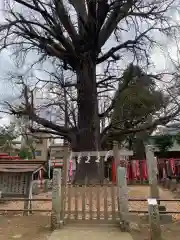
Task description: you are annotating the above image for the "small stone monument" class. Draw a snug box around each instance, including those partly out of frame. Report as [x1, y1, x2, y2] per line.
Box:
[144, 145, 172, 223]
[148, 198, 162, 240]
[51, 168, 63, 230]
[117, 166, 130, 232]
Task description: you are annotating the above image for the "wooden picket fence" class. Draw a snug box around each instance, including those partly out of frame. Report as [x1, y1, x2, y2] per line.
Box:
[63, 184, 119, 223]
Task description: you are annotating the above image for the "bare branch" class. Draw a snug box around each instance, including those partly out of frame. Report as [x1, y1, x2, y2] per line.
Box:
[29, 127, 64, 137]
[98, 75, 132, 118]
[98, 1, 133, 48]
[68, 0, 87, 22]
[101, 104, 180, 144]
[53, 0, 80, 42]
[97, 26, 154, 63]
[5, 84, 73, 139]
[1, 0, 180, 157]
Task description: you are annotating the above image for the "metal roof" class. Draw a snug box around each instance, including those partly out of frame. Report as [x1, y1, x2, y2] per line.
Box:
[0, 161, 45, 173]
[0, 159, 46, 164]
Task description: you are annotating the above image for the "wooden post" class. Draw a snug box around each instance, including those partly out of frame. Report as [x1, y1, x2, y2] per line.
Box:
[117, 166, 129, 232]
[23, 174, 31, 216]
[148, 198, 162, 240]
[28, 178, 33, 214]
[145, 145, 159, 199]
[62, 146, 69, 185]
[113, 141, 119, 182]
[51, 168, 63, 230]
[99, 154, 105, 185]
[113, 141, 119, 165]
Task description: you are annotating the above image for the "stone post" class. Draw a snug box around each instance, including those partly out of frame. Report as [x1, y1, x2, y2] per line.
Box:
[145, 146, 172, 222]
[61, 146, 69, 223]
[148, 198, 162, 240]
[51, 168, 63, 230]
[0, 191, 3, 203]
[145, 145, 159, 199]
[117, 166, 129, 232]
[44, 179, 49, 193]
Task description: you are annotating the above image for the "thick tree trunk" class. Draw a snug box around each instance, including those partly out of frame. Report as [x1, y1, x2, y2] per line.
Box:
[74, 58, 102, 184]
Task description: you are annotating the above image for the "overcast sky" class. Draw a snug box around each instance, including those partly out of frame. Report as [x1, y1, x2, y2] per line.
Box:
[0, 1, 179, 126]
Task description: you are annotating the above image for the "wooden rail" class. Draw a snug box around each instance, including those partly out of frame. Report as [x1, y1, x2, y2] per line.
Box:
[1, 197, 180, 202]
[1, 198, 51, 201]
[0, 209, 179, 214]
[0, 209, 51, 212]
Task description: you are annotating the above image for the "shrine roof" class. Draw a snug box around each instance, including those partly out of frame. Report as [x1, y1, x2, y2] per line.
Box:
[0, 161, 45, 174]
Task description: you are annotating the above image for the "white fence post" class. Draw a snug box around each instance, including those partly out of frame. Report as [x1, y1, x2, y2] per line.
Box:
[117, 166, 129, 232]
[51, 168, 63, 230]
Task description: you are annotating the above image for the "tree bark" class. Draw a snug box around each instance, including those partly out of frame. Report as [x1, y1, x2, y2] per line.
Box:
[74, 58, 101, 184]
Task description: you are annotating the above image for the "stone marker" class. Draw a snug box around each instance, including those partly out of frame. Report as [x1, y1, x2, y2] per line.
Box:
[144, 145, 172, 223]
[51, 168, 63, 230]
[145, 146, 159, 199]
[117, 166, 129, 232]
[148, 198, 162, 240]
[61, 146, 69, 223]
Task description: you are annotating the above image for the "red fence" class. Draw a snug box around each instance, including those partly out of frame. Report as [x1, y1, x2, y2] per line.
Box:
[126, 160, 148, 182]
[113, 158, 180, 184]
[158, 158, 180, 179]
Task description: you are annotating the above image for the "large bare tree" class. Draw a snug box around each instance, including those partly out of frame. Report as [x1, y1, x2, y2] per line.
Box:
[1, 0, 180, 182]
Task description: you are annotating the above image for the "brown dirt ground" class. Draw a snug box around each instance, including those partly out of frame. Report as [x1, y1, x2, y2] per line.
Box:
[0, 215, 51, 240]
[0, 186, 180, 239]
[131, 221, 180, 240]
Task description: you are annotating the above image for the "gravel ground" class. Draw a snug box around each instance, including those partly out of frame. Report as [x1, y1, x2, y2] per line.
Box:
[0, 186, 180, 239]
